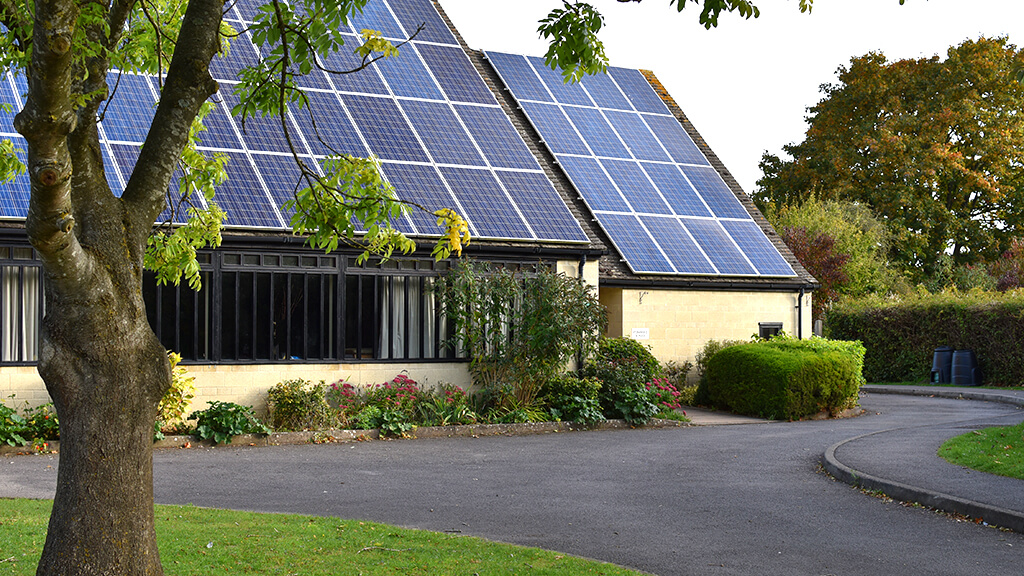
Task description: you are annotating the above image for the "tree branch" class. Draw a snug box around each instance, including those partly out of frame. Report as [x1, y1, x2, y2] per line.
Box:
[122, 0, 222, 238]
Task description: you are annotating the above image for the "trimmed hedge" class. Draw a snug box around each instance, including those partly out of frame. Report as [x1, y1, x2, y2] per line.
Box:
[827, 291, 1024, 385]
[700, 339, 865, 420]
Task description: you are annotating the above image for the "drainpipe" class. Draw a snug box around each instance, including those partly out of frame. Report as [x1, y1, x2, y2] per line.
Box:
[796, 287, 805, 340]
[576, 254, 588, 374]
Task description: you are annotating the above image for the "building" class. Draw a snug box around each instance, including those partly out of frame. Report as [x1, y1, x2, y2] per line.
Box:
[0, 0, 815, 410]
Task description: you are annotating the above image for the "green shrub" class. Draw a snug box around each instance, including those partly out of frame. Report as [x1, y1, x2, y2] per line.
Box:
[267, 379, 334, 431]
[613, 384, 659, 426]
[703, 338, 865, 420]
[22, 403, 59, 441]
[596, 338, 661, 383]
[416, 383, 478, 427]
[828, 290, 1024, 384]
[693, 338, 748, 405]
[0, 400, 27, 447]
[661, 360, 694, 388]
[540, 374, 604, 426]
[435, 262, 605, 406]
[190, 401, 270, 444]
[157, 352, 195, 435]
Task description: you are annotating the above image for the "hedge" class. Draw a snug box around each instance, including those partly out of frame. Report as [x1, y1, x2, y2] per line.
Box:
[827, 291, 1024, 385]
[699, 339, 865, 420]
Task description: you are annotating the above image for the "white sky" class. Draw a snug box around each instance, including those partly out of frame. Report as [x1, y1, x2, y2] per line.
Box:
[439, 0, 1024, 194]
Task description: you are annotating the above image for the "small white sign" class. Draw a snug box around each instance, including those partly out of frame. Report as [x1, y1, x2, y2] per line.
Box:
[631, 328, 650, 340]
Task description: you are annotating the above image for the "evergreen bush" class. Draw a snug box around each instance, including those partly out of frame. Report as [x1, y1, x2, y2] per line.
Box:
[827, 290, 1024, 385]
[702, 338, 865, 419]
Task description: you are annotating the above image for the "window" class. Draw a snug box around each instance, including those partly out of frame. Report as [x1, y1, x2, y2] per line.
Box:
[758, 322, 783, 339]
[0, 241, 526, 365]
[0, 247, 42, 363]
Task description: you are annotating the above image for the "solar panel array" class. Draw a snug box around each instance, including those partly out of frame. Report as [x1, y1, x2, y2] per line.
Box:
[486, 51, 795, 277]
[0, 0, 588, 244]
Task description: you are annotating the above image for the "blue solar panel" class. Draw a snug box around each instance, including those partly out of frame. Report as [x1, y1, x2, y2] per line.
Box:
[484, 52, 552, 102]
[557, 155, 629, 212]
[0, 1, 589, 243]
[216, 159, 285, 228]
[380, 162, 459, 234]
[644, 114, 708, 166]
[389, 0, 460, 45]
[527, 56, 592, 107]
[682, 218, 755, 276]
[608, 68, 668, 114]
[598, 213, 674, 274]
[400, 100, 485, 166]
[563, 106, 629, 159]
[679, 165, 750, 220]
[209, 36, 261, 81]
[318, 35, 390, 95]
[349, 0, 406, 39]
[496, 170, 588, 242]
[580, 71, 632, 111]
[642, 162, 711, 218]
[0, 139, 28, 217]
[289, 90, 368, 157]
[722, 220, 795, 276]
[0, 75, 22, 136]
[640, 216, 717, 275]
[343, 94, 429, 162]
[600, 159, 672, 215]
[194, 97, 246, 151]
[249, 152, 308, 213]
[487, 50, 795, 277]
[99, 74, 157, 144]
[418, 44, 495, 105]
[440, 167, 533, 239]
[453, 104, 538, 170]
[221, 90, 296, 154]
[519, 102, 589, 155]
[375, 46, 445, 100]
[604, 110, 670, 162]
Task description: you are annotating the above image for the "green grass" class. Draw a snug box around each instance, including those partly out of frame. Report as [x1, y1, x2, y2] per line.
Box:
[1, 499, 642, 576]
[938, 421, 1024, 480]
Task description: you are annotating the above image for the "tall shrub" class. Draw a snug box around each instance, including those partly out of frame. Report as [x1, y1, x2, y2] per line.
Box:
[435, 262, 606, 405]
[828, 290, 1024, 385]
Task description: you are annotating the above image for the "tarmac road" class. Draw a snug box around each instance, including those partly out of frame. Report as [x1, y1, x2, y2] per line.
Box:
[2, 391, 1023, 576]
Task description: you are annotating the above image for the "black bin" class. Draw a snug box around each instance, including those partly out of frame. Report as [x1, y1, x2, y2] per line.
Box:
[951, 349, 983, 386]
[931, 346, 954, 384]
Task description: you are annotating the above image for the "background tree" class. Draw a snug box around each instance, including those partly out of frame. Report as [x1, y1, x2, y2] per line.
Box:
[0, 1, 821, 574]
[763, 197, 900, 322]
[756, 37, 1024, 279]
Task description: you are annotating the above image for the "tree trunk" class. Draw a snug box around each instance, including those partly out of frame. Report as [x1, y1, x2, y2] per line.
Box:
[31, 220, 171, 576]
[17, 0, 224, 571]
[35, 312, 169, 575]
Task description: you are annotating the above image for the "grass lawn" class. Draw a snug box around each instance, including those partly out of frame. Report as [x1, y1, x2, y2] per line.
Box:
[1, 499, 642, 576]
[938, 421, 1024, 480]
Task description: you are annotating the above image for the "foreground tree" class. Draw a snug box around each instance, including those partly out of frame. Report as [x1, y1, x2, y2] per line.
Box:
[756, 37, 1024, 278]
[0, 1, 819, 574]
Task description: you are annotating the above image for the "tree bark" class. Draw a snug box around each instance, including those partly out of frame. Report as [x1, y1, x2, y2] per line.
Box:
[14, 0, 224, 574]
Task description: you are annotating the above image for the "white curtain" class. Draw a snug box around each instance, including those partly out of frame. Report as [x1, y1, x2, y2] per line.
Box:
[3, 266, 40, 362]
[377, 276, 437, 360]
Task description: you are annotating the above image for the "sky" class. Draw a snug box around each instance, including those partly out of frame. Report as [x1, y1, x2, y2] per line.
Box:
[439, 0, 1024, 194]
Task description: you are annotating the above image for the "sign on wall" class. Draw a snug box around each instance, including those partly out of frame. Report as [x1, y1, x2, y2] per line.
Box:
[631, 328, 650, 340]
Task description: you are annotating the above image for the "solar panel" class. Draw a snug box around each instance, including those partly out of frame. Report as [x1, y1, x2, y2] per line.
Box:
[0, 0, 588, 244]
[486, 51, 796, 277]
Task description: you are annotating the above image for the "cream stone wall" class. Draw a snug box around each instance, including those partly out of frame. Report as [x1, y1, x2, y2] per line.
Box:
[1, 362, 471, 415]
[600, 287, 813, 373]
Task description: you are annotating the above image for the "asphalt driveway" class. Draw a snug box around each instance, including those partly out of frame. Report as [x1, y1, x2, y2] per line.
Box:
[3, 392, 1023, 575]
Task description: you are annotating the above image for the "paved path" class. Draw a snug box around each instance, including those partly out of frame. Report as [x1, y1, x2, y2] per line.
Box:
[2, 390, 1023, 576]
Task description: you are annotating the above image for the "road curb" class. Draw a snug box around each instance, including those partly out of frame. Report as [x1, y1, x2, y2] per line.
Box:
[824, 387, 1024, 534]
